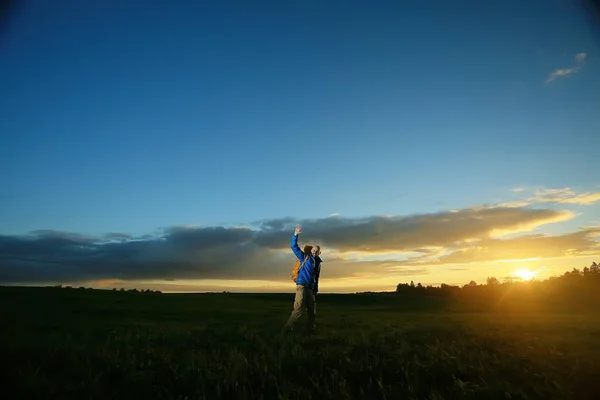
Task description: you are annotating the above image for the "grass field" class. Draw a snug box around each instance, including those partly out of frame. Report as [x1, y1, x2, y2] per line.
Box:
[2, 286, 599, 399]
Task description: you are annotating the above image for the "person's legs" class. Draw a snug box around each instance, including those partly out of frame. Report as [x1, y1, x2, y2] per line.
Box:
[285, 284, 305, 329]
[305, 287, 316, 331]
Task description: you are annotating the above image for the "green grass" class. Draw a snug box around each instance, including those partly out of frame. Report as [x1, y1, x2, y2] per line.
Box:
[2, 287, 599, 399]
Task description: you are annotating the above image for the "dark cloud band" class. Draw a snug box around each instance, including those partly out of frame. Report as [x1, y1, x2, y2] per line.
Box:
[0, 205, 595, 285]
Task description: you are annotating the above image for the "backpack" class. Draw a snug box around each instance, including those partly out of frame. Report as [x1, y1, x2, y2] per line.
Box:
[291, 245, 313, 282]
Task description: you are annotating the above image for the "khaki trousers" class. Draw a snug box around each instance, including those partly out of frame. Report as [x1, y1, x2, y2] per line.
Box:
[285, 284, 316, 329]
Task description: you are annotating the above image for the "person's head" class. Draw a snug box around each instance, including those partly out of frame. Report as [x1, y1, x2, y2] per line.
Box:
[303, 244, 321, 258]
[311, 245, 321, 257]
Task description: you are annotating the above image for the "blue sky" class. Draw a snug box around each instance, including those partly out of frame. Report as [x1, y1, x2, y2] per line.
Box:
[1, 1, 599, 291]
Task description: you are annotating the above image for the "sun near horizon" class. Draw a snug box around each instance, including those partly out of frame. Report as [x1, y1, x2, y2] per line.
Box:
[513, 268, 537, 281]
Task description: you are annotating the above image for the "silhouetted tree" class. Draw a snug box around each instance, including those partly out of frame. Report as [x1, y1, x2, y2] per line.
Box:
[396, 283, 410, 292]
[486, 277, 499, 286]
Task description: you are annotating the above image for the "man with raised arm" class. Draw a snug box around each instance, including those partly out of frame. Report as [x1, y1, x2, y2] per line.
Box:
[285, 225, 322, 332]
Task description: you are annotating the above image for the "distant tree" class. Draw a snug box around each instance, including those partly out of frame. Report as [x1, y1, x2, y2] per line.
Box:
[486, 277, 499, 286]
[410, 280, 415, 288]
[417, 282, 423, 288]
[396, 283, 410, 292]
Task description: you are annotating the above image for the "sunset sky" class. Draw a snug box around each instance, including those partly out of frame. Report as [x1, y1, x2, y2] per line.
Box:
[1, 1, 599, 293]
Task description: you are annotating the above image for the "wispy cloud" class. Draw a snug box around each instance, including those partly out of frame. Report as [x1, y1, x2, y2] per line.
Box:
[545, 52, 587, 84]
[531, 188, 600, 205]
[500, 187, 600, 207]
[575, 52, 587, 63]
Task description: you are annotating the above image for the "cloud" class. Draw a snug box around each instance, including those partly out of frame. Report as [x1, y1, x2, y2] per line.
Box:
[397, 228, 600, 266]
[500, 187, 600, 207]
[575, 52, 587, 62]
[256, 207, 573, 252]
[546, 67, 578, 83]
[545, 52, 587, 84]
[531, 188, 600, 205]
[0, 202, 584, 285]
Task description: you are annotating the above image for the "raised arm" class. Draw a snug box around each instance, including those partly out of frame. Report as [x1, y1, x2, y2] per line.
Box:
[290, 225, 305, 261]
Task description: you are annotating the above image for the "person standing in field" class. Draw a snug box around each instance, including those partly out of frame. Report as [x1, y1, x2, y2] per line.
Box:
[285, 225, 322, 332]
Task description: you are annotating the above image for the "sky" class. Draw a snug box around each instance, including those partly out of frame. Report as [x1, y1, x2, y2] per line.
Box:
[1, 0, 599, 293]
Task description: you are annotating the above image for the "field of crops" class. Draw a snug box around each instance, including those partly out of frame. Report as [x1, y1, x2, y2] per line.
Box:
[2, 286, 599, 399]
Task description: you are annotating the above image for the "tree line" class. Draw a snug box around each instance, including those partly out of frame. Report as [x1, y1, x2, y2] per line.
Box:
[394, 262, 600, 311]
[397, 261, 599, 291]
[49, 285, 162, 294]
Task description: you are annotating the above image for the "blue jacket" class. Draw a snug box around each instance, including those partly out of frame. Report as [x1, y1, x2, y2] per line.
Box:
[291, 234, 322, 292]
